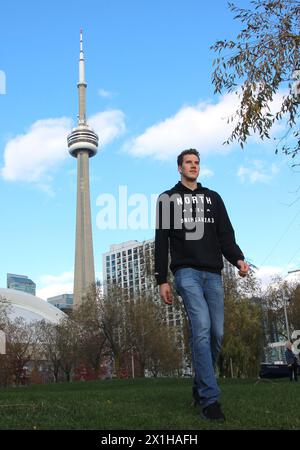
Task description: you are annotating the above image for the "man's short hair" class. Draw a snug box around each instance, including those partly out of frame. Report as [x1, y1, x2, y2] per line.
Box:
[177, 149, 200, 166]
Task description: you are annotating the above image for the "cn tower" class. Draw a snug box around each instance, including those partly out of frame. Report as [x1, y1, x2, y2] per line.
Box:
[67, 30, 98, 308]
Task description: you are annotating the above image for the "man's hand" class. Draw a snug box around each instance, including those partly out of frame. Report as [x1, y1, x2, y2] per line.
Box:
[159, 283, 173, 305]
[237, 260, 249, 277]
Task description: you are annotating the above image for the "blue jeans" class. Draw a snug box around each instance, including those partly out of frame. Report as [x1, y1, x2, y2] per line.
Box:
[174, 268, 224, 408]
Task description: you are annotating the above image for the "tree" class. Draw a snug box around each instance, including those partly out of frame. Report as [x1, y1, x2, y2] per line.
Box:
[261, 276, 298, 347]
[4, 317, 40, 385]
[71, 291, 107, 378]
[142, 241, 190, 374]
[288, 282, 300, 331]
[146, 323, 182, 377]
[0, 296, 11, 329]
[211, 0, 300, 159]
[100, 284, 131, 377]
[0, 298, 11, 386]
[37, 320, 62, 383]
[55, 317, 81, 382]
[219, 270, 264, 377]
[264, 278, 300, 340]
[125, 294, 182, 377]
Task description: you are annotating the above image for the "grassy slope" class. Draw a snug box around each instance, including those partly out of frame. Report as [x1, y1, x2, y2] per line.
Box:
[0, 378, 299, 430]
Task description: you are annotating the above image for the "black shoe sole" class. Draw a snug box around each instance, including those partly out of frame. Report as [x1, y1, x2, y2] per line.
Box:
[200, 412, 225, 422]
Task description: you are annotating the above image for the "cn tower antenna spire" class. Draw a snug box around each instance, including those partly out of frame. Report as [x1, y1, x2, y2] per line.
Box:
[80, 28, 83, 50]
[78, 29, 87, 125]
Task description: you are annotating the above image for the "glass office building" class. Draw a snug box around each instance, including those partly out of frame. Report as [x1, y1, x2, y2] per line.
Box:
[7, 273, 36, 296]
[47, 293, 73, 313]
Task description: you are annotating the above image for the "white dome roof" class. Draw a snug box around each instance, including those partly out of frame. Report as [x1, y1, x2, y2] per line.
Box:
[0, 288, 66, 324]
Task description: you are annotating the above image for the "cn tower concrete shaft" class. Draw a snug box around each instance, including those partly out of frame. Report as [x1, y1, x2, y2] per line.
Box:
[73, 150, 95, 306]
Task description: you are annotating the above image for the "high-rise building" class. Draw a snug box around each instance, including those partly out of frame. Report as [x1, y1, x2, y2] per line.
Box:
[103, 239, 153, 295]
[67, 30, 98, 308]
[47, 294, 73, 314]
[7, 273, 36, 296]
[223, 258, 235, 278]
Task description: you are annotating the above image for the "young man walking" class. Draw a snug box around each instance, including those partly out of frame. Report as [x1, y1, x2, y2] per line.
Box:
[154, 149, 249, 422]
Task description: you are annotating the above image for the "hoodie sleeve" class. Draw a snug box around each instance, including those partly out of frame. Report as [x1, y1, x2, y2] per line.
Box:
[154, 194, 170, 285]
[216, 194, 244, 267]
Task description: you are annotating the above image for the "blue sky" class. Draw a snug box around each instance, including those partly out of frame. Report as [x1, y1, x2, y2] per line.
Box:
[1, 0, 300, 299]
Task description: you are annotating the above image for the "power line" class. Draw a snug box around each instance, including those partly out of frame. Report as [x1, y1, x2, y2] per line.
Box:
[260, 208, 300, 266]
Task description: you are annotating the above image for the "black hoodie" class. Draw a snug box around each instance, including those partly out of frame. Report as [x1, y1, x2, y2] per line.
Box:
[154, 181, 244, 285]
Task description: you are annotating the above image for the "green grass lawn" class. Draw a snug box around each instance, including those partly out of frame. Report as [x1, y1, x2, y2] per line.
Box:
[0, 377, 299, 430]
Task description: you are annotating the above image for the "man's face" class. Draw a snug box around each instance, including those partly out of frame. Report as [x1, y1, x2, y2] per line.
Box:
[178, 154, 200, 181]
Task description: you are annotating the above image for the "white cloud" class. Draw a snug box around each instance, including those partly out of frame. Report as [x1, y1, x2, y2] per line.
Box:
[285, 269, 300, 284]
[98, 88, 114, 98]
[36, 270, 104, 301]
[1, 110, 126, 183]
[124, 89, 289, 161]
[0, 69, 6, 95]
[201, 167, 214, 178]
[255, 265, 283, 290]
[237, 160, 279, 184]
[124, 94, 239, 160]
[36, 182, 56, 198]
[254, 265, 300, 292]
[1, 118, 71, 182]
[89, 110, 126, 146]
[37, 271, 73, 301]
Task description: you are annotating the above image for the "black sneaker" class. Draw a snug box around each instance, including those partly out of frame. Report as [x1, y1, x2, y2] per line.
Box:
[201, 401, 225, 422]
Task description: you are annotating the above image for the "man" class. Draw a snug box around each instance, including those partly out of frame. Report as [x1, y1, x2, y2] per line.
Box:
[154, 149, 249, 422]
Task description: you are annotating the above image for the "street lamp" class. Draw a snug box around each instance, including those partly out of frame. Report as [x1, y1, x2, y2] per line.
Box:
[282, 288, 290, 341]
[287, 269, 300, 275]
[0, 330, 5, 354]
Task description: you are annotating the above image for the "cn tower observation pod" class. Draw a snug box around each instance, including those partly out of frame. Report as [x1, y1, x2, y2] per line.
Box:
[67, 124, 98, 158]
